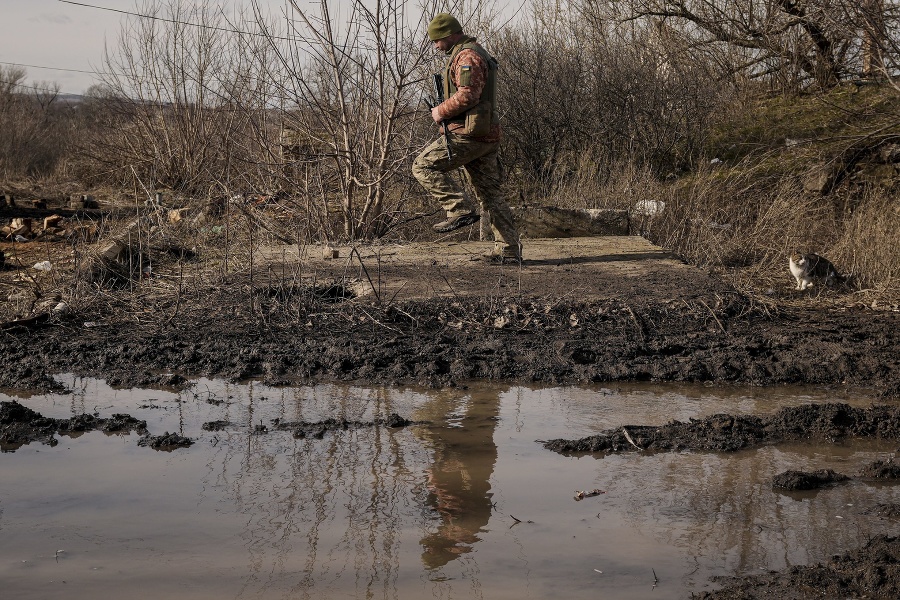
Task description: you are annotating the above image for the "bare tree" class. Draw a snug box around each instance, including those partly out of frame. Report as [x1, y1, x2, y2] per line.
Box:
[497, 0, 728, 190]
[247, 0, 452, 240]
[96, 0, 268, 196]
[581, 0, 888, 90]
[0, 66, 72, 178]
[862, 0, 886, 77]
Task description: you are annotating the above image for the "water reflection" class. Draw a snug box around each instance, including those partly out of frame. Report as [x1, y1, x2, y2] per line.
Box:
[0, 379, 897, 600]
[199, 385, 428, 600]
[414, 388, 500, 569]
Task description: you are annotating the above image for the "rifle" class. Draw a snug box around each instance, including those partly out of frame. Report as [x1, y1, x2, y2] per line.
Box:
[426, 73, 453, 161]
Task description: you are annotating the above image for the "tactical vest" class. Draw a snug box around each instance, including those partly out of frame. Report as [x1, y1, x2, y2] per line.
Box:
[443, 37, 499, 133]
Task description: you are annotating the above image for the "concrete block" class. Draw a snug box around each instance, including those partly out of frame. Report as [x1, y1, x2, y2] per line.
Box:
[512, 206, 629, 238]
[100, 241, 126, 261]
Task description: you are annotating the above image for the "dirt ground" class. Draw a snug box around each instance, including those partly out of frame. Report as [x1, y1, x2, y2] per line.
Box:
[3, 230, 898, 396]
[3, 199, 900, 598]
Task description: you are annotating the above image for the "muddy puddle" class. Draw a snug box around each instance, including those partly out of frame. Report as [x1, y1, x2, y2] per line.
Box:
[2, 379, 898, 599]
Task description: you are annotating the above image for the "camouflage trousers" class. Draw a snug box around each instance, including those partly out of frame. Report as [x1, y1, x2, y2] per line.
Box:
[412, 135, 520, 256]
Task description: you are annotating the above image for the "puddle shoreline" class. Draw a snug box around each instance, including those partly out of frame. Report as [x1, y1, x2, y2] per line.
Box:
[2, 379, 899, 599]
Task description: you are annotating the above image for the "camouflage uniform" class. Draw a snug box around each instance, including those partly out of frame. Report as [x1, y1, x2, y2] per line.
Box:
[412, 37, 521, 259]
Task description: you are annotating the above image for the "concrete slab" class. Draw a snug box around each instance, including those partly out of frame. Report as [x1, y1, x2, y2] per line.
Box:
[261, 236, 715, 303]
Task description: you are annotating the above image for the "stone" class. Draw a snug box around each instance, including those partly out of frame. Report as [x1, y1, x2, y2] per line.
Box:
[100, 241, 126, 261]
[804, 165, 835, 194]
[512, 206, 629, 238]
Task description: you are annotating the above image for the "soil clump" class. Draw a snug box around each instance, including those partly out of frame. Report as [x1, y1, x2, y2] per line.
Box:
[542, 403, 900, 454]
[0, 399, 147, 452]
[771, 468, 850, 491]
[201, 414, 420, 439]
[697, 535, 900, 600]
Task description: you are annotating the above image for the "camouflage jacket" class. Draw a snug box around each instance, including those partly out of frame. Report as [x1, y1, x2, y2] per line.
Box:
[436, 38, 501, 143]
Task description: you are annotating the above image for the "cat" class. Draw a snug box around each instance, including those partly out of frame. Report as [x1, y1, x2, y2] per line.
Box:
[788, 252, 842, 290]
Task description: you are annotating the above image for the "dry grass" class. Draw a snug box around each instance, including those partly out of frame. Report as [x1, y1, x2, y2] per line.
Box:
[540, 156, 899, 306]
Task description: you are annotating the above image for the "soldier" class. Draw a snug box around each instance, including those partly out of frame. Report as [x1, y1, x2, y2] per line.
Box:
[412, 13, 522, 264]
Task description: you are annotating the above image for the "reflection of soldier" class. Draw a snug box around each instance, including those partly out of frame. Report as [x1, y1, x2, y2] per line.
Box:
[413, 13, 522, 264]
[415, 389, 501, 570]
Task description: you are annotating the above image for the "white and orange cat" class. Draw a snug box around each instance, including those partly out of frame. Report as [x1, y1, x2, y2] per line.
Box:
[788, 252, 842, 290]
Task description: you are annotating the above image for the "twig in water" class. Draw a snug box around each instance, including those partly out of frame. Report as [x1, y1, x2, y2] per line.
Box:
[652, 568, 659, 589]
[509, 514, 533, 528]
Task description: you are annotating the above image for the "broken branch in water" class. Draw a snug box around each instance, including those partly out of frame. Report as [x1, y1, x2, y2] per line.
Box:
[574, 489, 606, 500]
[509, 514, 533, 528]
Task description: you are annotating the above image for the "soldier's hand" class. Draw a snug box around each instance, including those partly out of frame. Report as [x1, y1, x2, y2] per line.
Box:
[431, 105, 443, 123]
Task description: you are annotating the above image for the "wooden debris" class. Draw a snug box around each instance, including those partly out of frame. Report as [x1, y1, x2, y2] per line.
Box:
[43, 214, 63, 230]
[168, 208, 190, 224]
[4, 218, 34, 240]
[11, 218, 33, 233]
[574, 489, 606, 501]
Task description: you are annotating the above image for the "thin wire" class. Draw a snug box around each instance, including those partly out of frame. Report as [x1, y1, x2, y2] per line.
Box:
[0, 60, 111, 77]
[0, 78, 81, 96]
[58, 0, 311, 43]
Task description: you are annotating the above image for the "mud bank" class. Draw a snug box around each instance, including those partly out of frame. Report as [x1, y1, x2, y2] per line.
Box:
[542, 403, 900, 454]
[0, 399, 147, 451]
[1, 293, 898, 398]
[698, 535, 900, 600]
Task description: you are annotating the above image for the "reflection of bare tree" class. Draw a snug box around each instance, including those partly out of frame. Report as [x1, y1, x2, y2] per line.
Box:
[185, 381, 503, 595]
[196, 384, 427, 599]
[413, 389, 501, 570]
[617, 445, 896, 582]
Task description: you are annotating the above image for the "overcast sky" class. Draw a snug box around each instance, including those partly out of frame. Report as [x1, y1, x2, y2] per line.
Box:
[0, 1, 525, 96]
[0, 1, 295, 95]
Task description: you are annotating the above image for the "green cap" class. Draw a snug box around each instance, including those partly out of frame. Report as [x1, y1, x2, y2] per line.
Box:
[427, 13, 462, 41]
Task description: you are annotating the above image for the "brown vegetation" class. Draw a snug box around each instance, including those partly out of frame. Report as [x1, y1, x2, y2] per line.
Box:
[1, 0, 899, 322]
